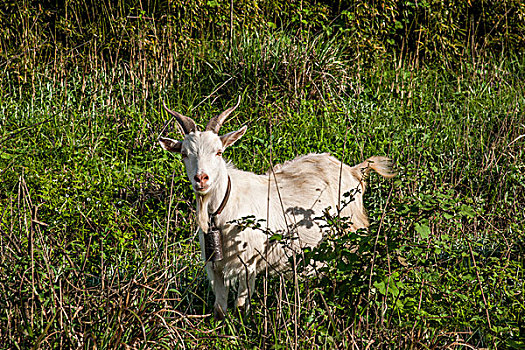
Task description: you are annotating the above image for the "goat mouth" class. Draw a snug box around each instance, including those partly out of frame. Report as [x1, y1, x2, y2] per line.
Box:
[195, 185, 210, 193]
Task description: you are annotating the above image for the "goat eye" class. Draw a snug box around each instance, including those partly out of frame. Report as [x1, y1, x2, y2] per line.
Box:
[216, 150, 223, 157]
[181, 152, 188, 159]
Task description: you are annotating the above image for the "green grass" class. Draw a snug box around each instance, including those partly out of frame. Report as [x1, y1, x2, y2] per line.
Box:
[1, 30, 524, 349]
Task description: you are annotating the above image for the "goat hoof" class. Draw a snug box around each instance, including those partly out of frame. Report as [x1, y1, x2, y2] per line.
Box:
[235, 304, 250, 319]
[214, 305, 225, 321]
[236, 305, 245, 315]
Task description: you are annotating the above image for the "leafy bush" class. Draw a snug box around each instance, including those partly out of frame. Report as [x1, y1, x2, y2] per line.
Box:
[1, 0, 524, 82]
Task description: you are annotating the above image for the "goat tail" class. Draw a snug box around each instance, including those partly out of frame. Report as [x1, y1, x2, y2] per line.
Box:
[356, 156, 397, 180]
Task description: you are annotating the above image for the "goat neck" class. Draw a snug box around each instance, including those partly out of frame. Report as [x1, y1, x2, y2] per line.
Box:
[196, 167, 230, 231]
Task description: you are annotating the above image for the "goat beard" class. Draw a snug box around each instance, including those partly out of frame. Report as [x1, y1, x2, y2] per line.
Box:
[196, 193, 210, 232]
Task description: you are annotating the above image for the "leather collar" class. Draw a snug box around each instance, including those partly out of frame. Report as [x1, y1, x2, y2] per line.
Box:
[211, 175, 231, 218]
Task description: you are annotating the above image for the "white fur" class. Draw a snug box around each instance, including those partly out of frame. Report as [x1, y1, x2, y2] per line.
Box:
[160, 121, 395, 318]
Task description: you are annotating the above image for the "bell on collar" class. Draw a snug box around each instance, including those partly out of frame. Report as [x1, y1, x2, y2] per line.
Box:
[204, 176, 230, 262]
[204, 224, 223, 262]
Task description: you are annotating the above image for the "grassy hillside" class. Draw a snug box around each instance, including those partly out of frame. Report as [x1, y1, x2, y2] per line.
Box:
[1, 5, 524, 348]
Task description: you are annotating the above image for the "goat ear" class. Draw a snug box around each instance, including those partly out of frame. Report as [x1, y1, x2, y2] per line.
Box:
[220, 125, 247, 148]
[159, 137, 182, 153]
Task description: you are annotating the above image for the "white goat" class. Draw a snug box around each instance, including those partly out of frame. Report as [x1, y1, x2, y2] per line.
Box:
[159, 101, 396, 319]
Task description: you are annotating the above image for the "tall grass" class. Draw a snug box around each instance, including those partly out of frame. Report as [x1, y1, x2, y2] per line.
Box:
[1, 17, 524, 350]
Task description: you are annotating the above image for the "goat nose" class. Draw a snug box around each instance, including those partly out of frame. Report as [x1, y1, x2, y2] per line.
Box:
[194, 173, 209, 184]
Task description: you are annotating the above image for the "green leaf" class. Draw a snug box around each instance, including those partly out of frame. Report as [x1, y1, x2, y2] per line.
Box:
[443, 212, 454, 220]
[459, 204, 476, 218]
[388, 278, 400, 297]
[269, 234, 282, 242]
[373, 280, 386, 296]
[415, 223, 430, 239]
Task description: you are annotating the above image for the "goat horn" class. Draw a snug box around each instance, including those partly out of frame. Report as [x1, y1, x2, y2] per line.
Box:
[162, 101, 197, 134]
[205, 96, 241, 134]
